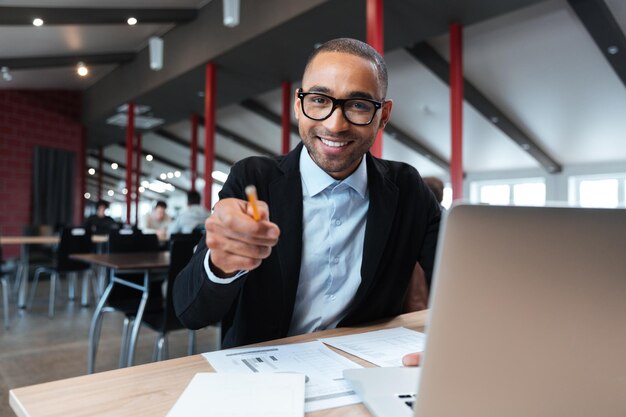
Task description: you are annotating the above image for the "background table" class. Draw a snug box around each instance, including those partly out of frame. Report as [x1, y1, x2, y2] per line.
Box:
[71, 252, 170, 371]
[9, 310, 428, 417]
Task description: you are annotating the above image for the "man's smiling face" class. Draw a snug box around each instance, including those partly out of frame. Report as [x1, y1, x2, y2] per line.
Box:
[294, 51, 392, 180]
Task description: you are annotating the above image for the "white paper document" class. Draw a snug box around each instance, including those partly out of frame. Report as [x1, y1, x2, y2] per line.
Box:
[166, 372, 305, 417]
[203, 341, 363, 412]
[319, 327, 427, 367]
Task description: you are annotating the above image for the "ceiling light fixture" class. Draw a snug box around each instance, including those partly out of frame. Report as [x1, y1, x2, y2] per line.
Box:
[111, 163, 119, 170]
[127, 17, 138, 25]
[223, 0, 240, 27]
[84, 192, 91, 199]
[146, 154, 153, 161]
[33, 18, 44, 27]
[88, 168, 96, 175]
[77, 62, 89, 77]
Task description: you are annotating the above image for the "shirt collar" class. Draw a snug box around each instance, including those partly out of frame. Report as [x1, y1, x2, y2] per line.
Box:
[299, 146, 368, 198]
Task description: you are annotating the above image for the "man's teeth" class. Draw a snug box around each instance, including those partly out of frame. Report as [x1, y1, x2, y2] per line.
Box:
[320, 138, 348, 148]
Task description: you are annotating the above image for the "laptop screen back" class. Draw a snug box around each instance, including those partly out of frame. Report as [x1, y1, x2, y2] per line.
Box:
[415, 205, 626, 417]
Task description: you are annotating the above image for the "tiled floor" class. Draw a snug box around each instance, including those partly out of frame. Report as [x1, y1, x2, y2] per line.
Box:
[0, 279, 220, 417]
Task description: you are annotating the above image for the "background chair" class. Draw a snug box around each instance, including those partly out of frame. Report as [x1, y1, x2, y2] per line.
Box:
[139, 234, 200, 361]
[28, 227, 94, 318]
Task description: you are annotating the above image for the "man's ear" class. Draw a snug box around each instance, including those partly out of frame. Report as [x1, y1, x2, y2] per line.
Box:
[379, 99, 393, 130]
[293, 89, 301, 121]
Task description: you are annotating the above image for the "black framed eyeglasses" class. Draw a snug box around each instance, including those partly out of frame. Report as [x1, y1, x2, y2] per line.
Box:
[297, 89, 383, 126]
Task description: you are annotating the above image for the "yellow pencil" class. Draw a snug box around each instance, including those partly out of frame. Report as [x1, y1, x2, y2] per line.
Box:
[245, 185, 261, 221]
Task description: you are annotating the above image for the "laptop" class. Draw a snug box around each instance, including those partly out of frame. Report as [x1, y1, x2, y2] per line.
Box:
[344, 204, 626, 417]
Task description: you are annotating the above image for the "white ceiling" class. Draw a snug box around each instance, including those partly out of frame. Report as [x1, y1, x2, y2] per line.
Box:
[4, 0, 626, 201]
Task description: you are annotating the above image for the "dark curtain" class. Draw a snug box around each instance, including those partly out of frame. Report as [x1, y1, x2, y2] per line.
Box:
[32, 146, 75, 227]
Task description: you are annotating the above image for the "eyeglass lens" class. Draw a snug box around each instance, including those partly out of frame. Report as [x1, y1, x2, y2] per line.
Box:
[302, 94, 376, 125]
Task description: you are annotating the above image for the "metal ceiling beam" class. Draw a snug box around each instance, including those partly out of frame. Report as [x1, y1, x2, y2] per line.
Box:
[240, 99, 300, 136]
[1, 53, 135, 70]
[405, 42, 562, 174]
[196, 115, 277, 157]
[0, 7, 197, 25]
[153, 129, 236, 166]
[384, 124, 450, 171]
[568, 0, 626, 88]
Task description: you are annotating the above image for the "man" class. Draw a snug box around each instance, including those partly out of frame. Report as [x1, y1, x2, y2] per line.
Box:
[84, 200, 118, 234]
[168, 191, 210, 235]
[143, 200, 171, 240]
[174, 38, 441, 348]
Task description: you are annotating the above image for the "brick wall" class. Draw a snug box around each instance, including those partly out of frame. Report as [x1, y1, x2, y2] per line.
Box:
[0, 90, 83, 258]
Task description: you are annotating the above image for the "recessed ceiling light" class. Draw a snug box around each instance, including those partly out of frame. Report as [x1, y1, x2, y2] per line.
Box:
[138, 186, 145, 193]
[33, 18, 44, 27]
[160, 173, 167, 180]
[84, 192, 91, 199]
[122, 188, 128, 195]
[167, 172, 174, 179]
[127, 17, 137, 25]
[174, 171, 181, 178]
[107, 190, 114, 196]
[77, 62, 89, 77]
[146, 154, 153, 161]
[88, 168, 96, 175]
[111, 163, 119, 170]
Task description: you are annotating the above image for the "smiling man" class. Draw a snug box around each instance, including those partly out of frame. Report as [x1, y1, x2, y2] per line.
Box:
[174, 38, 441, 348]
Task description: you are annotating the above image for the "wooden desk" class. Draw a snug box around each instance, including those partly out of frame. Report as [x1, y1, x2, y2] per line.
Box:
[71, 252, 170, 372]
[9, 310, 428, 417]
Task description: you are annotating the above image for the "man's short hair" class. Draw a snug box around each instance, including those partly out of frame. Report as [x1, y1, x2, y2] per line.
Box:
[304, 38, 388, 97]
[187, 191, 201, 206]
[155, 200, 167, 209]
[96, 200, 110, 210]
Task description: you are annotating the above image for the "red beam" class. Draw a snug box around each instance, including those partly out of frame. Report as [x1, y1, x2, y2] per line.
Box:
[204, 63, 216, 210]
[97, 146, 103, 200]
[135, 132, 142, 225]
[125, 102, 135, 224]
[366, 0, 384, 158]
[450, 23, 464, 201]
[191, 113, 199, 192]
[281, 81, 291, 155]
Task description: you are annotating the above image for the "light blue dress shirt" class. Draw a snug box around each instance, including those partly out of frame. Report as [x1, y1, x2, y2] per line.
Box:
[203, 147, 369, 336]
[287, 148, 369, 335]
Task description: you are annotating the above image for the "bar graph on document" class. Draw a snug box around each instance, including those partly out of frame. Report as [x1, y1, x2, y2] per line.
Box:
[203, 341, 363, 412]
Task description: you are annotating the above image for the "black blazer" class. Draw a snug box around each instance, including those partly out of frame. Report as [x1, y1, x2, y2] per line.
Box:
[174, 143, 441, 348]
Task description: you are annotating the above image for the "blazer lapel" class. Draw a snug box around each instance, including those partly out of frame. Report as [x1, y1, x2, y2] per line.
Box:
[268, 144, 304, 333]
[353, 154, 399, 306]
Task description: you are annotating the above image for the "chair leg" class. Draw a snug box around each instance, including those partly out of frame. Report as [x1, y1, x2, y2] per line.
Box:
[2, 278, 9, 329]
[80, 270, 90, 307]
[68, 272, 76, 301]
[28, 268, 44, 310]
[119, 318, 132, 369]
[155, 335, 166, 361]
[12, 263, 23, 296]
[187, 330, 196, 356]
[48, 272, 58, 318]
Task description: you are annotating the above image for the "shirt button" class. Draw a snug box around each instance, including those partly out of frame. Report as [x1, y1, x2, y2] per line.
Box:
[333, 257, 340, 264]
[329, 294, 336, 301]
[334, 219, 342, 226]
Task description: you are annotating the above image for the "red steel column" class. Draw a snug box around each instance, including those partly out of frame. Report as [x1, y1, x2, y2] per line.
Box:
[204, 63, 216, 210]
[450, 23, 464, 201]
[125, 102, 135, 224]
[281, 81, 291, 155]
[191, 113, 199, 192]
[135, 132, 142, 225]
[97, 146, 103, 200]
[367, 0, 384, 158]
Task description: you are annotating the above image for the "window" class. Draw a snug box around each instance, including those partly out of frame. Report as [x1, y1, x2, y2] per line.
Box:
[470, 178, 546, 206]
[569, 173, 626, 208]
